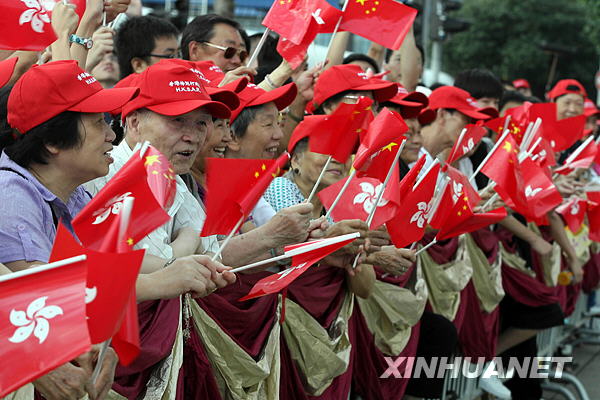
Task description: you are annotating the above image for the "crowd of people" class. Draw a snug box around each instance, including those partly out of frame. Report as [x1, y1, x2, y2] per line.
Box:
[0, 0, 599, 399]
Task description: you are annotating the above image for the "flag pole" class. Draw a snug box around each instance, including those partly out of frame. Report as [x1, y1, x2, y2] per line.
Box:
[446, 127, 467, 163]
[118, 197, 134, 246]
[469, 129, 510, 183]
[325, 169, 357, 219]
[246, 28, 271, 68]
[414, 238, 437, 256]
[322, 0, 350, 65]
[0, 255, 87, 283]
[230, 232, 360, 273]
[92, 339, 112, 384]
[305, 156, 332, 203]
[211, 216, 245, 261]
[480, 193, 499, 211]
[501, 115, 511, 137]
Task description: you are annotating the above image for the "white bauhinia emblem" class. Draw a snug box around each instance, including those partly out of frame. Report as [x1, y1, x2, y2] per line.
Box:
[92, 192, 132, 224]
[525, 185, 542, 198]
[571, 203, 580, 215]
[353, 182, 389, 214]
[410, 201, 432, 228]
[8, 296, 63, 344]
[19, 0, 50, 33]
[85, 287, 97, 304]
[452, 180, 463, 203]
[311, 8, 324, 24]
[357, 72, 369, 80]
[461, 138, 475, 154]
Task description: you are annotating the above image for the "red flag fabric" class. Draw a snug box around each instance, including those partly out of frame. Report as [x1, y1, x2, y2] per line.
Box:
[48, 224, 144, 364]
[556, 197, 588, 233]
[308, 97, 375, 163]
[72, 149, 170, 250]
[516, 157, 562, 219]
[144, 146, 177, 210]
[446, 122, 487, 164]
[0, 258, 90, 397]
[529, 103, 586, 152]
[587, 192, 600, 242]
[356, 139, 404, 182]
[398, 153, 426, 200]
[386, 163, 440, 248]
[0, 0, 85, 51]
[554, 138, 598, 175]
[339, 0, 417, 50]
[276, 1, 342, 68]
[480, 135, 525, 208]
[239, 234, 357, 301]
[436, 205, 507, 241]
[202, 153, 289, 236]
[353, 107, 408, 171]
[318, 176, 400, 229]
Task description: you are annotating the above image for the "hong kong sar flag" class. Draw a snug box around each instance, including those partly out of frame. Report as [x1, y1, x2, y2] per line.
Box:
[0, 0, 85, 51]
[0, 256, 91, 397]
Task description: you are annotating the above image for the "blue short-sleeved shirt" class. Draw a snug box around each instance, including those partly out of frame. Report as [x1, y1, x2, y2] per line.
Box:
[0, 152, 90, 263]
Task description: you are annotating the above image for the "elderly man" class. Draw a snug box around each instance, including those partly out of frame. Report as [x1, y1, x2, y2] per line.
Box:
[85, 59, 237, 399]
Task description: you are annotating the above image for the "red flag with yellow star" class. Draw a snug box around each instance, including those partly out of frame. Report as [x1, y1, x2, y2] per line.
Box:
[49, 223, 144, 363]
[202, 153, 290, 236]
[436, 203, 507, 241]
[144, 146, 177, 210]
[73, 149, 170, 250]
[480, 135, 525, 208]
[339, 0, 417, 50]
[353, 107, 408, 171]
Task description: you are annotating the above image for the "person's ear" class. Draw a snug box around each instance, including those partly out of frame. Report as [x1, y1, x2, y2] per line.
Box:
[290, 152, 302, 172]
[125, 111, 143, 142]
[188, 41, 203, 62]
[130, 57, 149, 74]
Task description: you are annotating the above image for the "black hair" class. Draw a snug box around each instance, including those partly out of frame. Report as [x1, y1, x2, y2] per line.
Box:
[231, 105, 263, 138]
[290, 137, 309, 156]
[115, 16, 179, 79]
[499, 90, 527, 111]
[454, 68, 503, 101]
[342, 53, 380, 73]
[181, 14, 242, 60]
[429, 82, 445, 91]
[253, 33, 284, 83]
[0, 86, 83, 168]
[314, 90, 365, 115]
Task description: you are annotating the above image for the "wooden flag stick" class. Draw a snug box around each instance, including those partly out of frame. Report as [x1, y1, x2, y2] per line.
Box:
[306, 156, 332, 203]
[246, 28, 271, 68]
[469, 129, 510, 183]
[212, 216, 245, 261]
[325, 169, 357, 219]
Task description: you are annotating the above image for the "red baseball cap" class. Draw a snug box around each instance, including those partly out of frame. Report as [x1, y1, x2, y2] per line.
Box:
[8, 60, 139, 134]
[427, 86, 491, 120]
[384, 84, 429, 119]
[121, 59, 231, 120]
[312, 64, 397, 110]
[584, 99, 600, 118]
[0, 57, 17, 88]
[229, 82, 298, 122]
[547, 79, 587, 101]
[287, 117, 313, 153]
[512, 79, 530, 89]
[418, 109, 436, 126]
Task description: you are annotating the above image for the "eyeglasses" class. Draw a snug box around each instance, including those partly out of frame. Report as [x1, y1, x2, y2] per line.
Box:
[201, 42, 248, 62]
[147, 52, 181, 59]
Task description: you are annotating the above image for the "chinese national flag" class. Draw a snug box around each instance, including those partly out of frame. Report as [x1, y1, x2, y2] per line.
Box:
[239, 234, 357, 301]
[0, 257, 90, 397]
[587, 192, 600, 242]
[446, 122, 487, 164]
[386, 163, 440, 248]
[480, 135, 525, 208]
[49, 224, 144, 365]
[353, 108, 407, 171]
[308, 97, 375, 163]
[554, 137, 598, 176]
[436, 203, 507, 241]
[144, 146, 177, 210]
[340, 0, 417, 50]
[276, 0, 342, 68]
[319, 176, 399, 229]
[73, 149, 170, 250]
[202, 153, 289, 236]
[529, 102, 586, 152]
[357, 140, 403, 183]
[0, 0, 85, 51]
[556, 197, 588, 233]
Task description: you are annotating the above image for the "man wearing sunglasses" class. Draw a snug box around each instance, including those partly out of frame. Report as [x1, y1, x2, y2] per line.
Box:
[182, 14, 254, 75]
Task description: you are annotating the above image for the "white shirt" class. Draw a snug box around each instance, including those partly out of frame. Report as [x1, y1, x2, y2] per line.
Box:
[85, 140, 219, 259]
[250, 197, 276, 227]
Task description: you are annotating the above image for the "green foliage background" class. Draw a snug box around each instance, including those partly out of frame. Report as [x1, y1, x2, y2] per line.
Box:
[442, 0, 599, 99]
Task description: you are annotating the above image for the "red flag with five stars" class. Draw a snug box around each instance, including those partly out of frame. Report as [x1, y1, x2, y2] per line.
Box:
[202, 153, 289, 236]
[339, 0, 417, 50]
[144, 146, 177, 210]
[436, 203, 507, 241]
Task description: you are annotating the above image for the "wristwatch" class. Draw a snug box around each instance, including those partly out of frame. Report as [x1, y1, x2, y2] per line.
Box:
[69, 34, 93, 50]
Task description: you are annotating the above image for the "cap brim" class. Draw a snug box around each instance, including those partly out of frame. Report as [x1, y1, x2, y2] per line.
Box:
[148, 99, 231, 119]
[477, 106, 499, 119]
[0, 57, 17, 88]
[355, 81, 397, 103]
[221, 77, 248, 94]
[69, 87, 140, 114]
[249, 83, 297, 110]
[418, 109, 436, 126]
[206, 87, 240, 111]
[458, 107, 491, 121]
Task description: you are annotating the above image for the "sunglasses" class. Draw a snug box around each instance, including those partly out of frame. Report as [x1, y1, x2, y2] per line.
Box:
[202, 42, 248, 62]
[147, 51, 181, 59]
